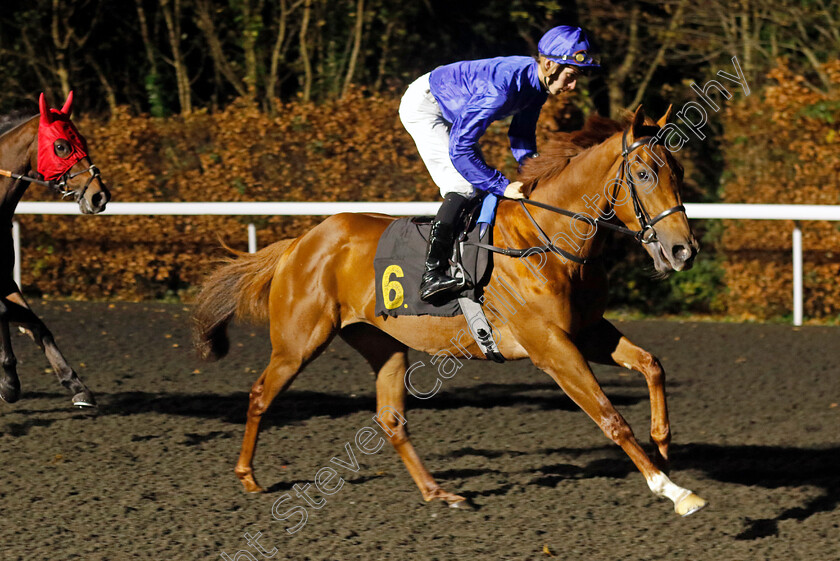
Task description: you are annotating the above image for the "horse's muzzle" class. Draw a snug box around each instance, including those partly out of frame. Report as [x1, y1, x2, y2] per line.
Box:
[665, 238, 699, 271]
[80, 188, 110, 214]
[671, 243, 697, 270]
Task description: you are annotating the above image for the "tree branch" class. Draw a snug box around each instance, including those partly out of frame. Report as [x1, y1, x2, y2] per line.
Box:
[193, 0, 249, 98]
[341, 0, 365, 99]
[629, 0, 688, 109]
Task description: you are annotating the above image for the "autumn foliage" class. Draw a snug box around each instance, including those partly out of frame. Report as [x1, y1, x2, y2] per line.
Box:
[720, 60, 840, 319]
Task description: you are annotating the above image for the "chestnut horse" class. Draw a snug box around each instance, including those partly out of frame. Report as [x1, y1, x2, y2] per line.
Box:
[0, 93, 110, 408]
[193, 106, 707, 516]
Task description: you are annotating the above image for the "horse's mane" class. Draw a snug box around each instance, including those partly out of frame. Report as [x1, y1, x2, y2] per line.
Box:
[519, 113, 631, 196]
[0, 111, 34, 137]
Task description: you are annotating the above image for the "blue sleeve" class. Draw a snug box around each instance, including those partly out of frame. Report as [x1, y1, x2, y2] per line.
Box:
[448, 94, 510, 197]
[509, 102, 542, 163]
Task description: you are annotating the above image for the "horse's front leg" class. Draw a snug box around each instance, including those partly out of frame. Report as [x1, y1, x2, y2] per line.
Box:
[3, 292, 95, 407]
[519, 324, 706, 516]
[0, 301, 21, 403]
[578, 318, 670, 468]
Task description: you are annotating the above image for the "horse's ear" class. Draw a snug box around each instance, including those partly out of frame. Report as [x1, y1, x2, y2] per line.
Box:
[631, 105, 646, 138]
[39, 92, 52, 126]
[657, 104, 673, 127]
[61, 90, 74, 116]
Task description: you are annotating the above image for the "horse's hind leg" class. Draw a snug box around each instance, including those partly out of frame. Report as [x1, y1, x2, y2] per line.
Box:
[0, 303, 21, 403]
[235, 354, 304, 493]
[2, 292, 95, 407]
[578, 318, 670, 467]
[340, 324, 469, 507]
[235, 307, 338, 493]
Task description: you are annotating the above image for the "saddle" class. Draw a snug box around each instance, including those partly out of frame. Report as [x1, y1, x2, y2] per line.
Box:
[373, 194, 505, 361]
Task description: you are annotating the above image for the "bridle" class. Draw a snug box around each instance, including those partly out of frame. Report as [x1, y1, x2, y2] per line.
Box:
[612, 127, 685, 245]
[0, 161, 101, 202]
[52, 163, 101, 201]
[469, 128, 686, 265]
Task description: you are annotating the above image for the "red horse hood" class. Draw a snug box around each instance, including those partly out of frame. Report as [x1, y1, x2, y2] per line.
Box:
[37, 91, 89, 180]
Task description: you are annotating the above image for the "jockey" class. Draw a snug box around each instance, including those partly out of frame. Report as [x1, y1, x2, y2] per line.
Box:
[399, 25, 600, 302]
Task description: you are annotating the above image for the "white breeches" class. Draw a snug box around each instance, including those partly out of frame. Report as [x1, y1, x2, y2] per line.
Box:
[399, 73, 474, 198]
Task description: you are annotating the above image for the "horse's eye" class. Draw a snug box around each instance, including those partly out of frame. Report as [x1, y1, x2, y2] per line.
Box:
[54, 140, 71, 158]
[638, 170, 649, 180]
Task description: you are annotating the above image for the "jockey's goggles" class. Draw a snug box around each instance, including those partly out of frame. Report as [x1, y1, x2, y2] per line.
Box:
[542, 50, 600, 68]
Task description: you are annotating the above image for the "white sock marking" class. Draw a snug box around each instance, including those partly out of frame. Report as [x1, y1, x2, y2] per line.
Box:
[646, 472, 692, 506]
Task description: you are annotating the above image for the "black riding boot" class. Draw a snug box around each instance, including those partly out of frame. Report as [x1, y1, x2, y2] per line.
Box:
[419, 192, 471, 302]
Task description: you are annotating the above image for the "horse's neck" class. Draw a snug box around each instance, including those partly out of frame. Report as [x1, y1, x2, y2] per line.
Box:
[533, 135, 621, 212]
[499, 135, 621, 261]
[0, 117, 36, 171]
[0, 118, 37, 220]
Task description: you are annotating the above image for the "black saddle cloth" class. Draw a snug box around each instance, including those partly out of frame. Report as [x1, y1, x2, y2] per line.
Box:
[373, 215, 493, 318]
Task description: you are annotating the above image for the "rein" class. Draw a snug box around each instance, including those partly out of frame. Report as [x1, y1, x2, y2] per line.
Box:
[469, 129, 686, 265]
[0, 164, 100, 201]
[0, 168, 55, 189]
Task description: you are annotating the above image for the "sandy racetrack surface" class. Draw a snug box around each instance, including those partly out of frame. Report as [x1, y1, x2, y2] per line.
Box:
[1, 301, 838, 560]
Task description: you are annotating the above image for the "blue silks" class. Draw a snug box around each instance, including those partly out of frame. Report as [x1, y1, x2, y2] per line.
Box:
[429, 56, 547, 197]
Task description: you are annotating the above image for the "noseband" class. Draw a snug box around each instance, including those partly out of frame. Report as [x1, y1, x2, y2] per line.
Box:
[53, 164, 101, 202]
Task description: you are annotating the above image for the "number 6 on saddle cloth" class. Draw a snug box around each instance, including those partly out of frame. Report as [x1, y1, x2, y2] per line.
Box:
[373, 194, 504, 362]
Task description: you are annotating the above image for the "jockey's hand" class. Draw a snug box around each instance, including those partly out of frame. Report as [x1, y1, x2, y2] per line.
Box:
[504, 181, 526, 199]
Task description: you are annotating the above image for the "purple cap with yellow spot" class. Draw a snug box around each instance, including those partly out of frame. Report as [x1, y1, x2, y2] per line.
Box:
[538, 26, 600, 68]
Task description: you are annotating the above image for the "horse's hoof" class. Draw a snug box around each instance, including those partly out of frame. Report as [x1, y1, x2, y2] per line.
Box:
[675, 493, 708, 516]
[237, 472, 266, 493]
[0, 377, 21, 404]
[72, 392, 97, 408]
[17, 326, 35, 341]
[448, 499, 474, 510]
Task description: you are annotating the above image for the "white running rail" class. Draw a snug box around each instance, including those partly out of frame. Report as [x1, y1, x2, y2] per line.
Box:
[14, 202, 840, 326]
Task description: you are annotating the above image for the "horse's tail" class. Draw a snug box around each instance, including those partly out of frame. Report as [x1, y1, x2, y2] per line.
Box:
[192, 238, 295, 361]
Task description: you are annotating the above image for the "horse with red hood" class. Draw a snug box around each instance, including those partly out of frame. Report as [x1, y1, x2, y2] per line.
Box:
[0, 91, 111, 407]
